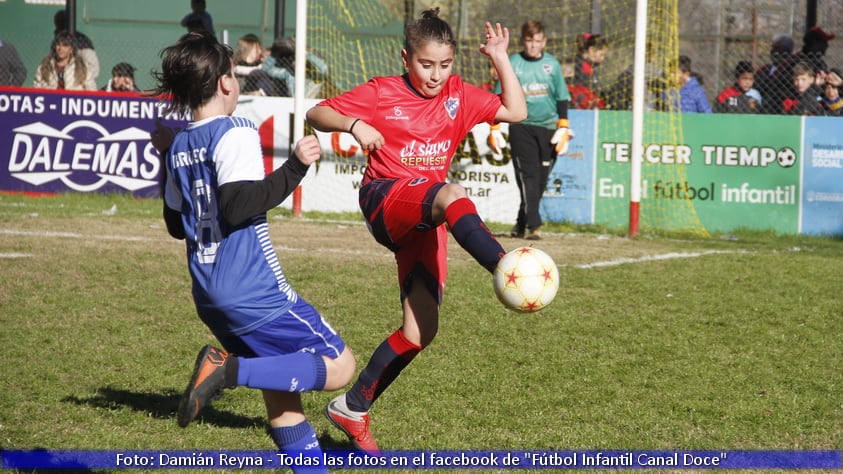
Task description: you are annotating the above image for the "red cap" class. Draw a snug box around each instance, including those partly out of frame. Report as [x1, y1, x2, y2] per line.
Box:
[807, 26, 835, 42]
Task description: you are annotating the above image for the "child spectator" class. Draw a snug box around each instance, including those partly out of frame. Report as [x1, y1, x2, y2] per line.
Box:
[34, 31, 96, 90]
[568, 33, 608, 109]
[262, 36, 329, 97]
[101, 62, 140, 92]
[713, 60, 761, 113]
[664, 55, 711, 113]
[821, 68, 843, 116]
[783, 61, 824, 115]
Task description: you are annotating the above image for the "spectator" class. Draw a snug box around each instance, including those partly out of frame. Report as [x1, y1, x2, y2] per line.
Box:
[821, 67, 843, 116]
[101, 62, 140, 92]
[233, 33, 273, 96]
[53, 9, 100, 83]
[180, 0, 215, 37]
[755, 34, 795, 114]
[604, 40, 662, 111]
[0, 39, 27, 85]
[783, 61, 824, 115]
[569, 33, 608, 109]
[664, 55, 711, 113]
[34, 31, 96, 90]
[713, 60, 761, 113]
[262, 36, 329, 97]
[795, 26, 834, 77]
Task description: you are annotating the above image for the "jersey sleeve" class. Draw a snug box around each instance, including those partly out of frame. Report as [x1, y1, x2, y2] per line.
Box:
[317, 78, 380, 122]
[553, 60, 572, 102]
[214, 120, 264, 186]
[462, 79, 502, 126]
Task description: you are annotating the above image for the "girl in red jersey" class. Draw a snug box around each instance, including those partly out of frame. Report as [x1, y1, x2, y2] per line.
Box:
[306, 8, 526, 454]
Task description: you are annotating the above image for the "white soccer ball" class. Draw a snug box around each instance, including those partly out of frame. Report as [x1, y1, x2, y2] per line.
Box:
[493, 247, 559, 313]
[777, 147, 796, 168]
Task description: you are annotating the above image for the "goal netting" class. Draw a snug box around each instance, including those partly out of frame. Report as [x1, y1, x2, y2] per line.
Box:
[302, 0, 707, 235]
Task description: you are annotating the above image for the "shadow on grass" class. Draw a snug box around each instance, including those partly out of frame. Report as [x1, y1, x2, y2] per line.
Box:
[62, 386, 264, 429]
[63, 387, 364, 451]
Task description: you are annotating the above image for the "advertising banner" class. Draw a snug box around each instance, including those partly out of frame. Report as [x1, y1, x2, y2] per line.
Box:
[0, 87, 185, 198]
[540, 109, 596, 225]
[593, 111, 802, 234]
[801, 116, 843, 236]
[2, 89, 841, 236]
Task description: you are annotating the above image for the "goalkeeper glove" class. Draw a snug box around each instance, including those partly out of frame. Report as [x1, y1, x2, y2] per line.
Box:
[487, 123, 507, 154]
[550, 118, 575, 155]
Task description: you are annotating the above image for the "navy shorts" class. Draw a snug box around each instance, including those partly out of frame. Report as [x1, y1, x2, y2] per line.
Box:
[214, 297, 345, 359]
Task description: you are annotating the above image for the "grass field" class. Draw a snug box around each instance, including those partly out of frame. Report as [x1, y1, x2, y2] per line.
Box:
[0, 192, 841, 473]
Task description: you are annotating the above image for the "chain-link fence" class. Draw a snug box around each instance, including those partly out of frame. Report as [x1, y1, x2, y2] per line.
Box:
[3, 0, 841, 115]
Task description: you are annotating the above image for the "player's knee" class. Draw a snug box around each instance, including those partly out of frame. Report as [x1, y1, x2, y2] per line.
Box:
[322, 347, 356, 391]
[439, 183, 467, 204]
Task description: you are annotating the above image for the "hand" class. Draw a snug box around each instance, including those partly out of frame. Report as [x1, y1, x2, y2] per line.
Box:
[487, 123, 507, 154]
[150, 118, 177, 154]
[479, 22, 509, 59]
[550, 119, 574, 155]
[349, 119, 384, 153]
[294, 135, 322, 166]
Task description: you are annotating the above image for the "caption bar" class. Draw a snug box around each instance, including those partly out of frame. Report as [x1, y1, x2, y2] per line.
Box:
[2, 450, 841, 469]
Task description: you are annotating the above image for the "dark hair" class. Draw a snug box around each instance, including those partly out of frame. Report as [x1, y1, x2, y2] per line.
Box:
[152, 33, 233, 116]
[576, 33, 608, 54]
[112, 62, 135, 78]
[734, 60, 753, 77]
[404, 8, 456, 55]
[678, 55, 692, 74]
[270, 36, 295, 60]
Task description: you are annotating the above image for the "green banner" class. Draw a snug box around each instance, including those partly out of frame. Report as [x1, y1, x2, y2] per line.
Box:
[594, 112, 802, 234]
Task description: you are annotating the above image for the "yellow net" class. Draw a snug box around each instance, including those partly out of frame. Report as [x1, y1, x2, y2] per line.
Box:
[306, 0, 706, 235]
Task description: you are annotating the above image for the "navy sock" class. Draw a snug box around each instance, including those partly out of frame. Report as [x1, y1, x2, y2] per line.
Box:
[346, 329, 421, 413]
[236, 352, 327, 392]
[270, 421, 326, 474]
[446, 197, 505, 273]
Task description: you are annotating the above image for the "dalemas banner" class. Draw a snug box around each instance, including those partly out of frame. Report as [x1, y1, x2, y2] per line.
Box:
[0, 87, 186, 198]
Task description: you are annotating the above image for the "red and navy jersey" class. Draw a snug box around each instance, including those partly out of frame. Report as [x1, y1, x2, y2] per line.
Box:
[318, 74, 501, 185]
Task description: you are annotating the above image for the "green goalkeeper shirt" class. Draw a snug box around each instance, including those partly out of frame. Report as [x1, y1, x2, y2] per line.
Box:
[496, 51, 570, 129]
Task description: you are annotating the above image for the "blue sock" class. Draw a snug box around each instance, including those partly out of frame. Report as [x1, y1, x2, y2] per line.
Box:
[236, 352, 327, 392]
[270, 421, 326, 474]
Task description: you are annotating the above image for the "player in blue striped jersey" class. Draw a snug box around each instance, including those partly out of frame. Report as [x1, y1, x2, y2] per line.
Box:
[150, 33, 354, 473]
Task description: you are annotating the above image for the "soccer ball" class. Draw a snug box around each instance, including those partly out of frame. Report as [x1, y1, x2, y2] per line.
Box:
[777, 147, 796, 168]
[493, 247, 559, 313]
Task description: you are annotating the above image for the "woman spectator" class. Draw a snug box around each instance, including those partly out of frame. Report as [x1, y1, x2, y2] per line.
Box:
[34, 31, 96, 90]
[233, 33, 273, 96]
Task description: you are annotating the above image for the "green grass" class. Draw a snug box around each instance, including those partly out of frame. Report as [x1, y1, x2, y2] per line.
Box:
[0, 192, 841, 472]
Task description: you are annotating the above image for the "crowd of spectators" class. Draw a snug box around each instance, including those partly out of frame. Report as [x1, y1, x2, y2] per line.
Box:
[1, 7, 840, 115]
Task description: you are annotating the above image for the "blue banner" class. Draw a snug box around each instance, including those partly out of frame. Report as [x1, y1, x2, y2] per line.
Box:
[800, 116, 843, 236]
[0, 87, 187, 198]
[2, 450, 840, 469]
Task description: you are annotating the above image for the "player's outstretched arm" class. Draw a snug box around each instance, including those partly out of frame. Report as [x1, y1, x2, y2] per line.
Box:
[480, 22, 526, 124]
[306, 105, 384, 152]
[218, 136, 321, 226]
